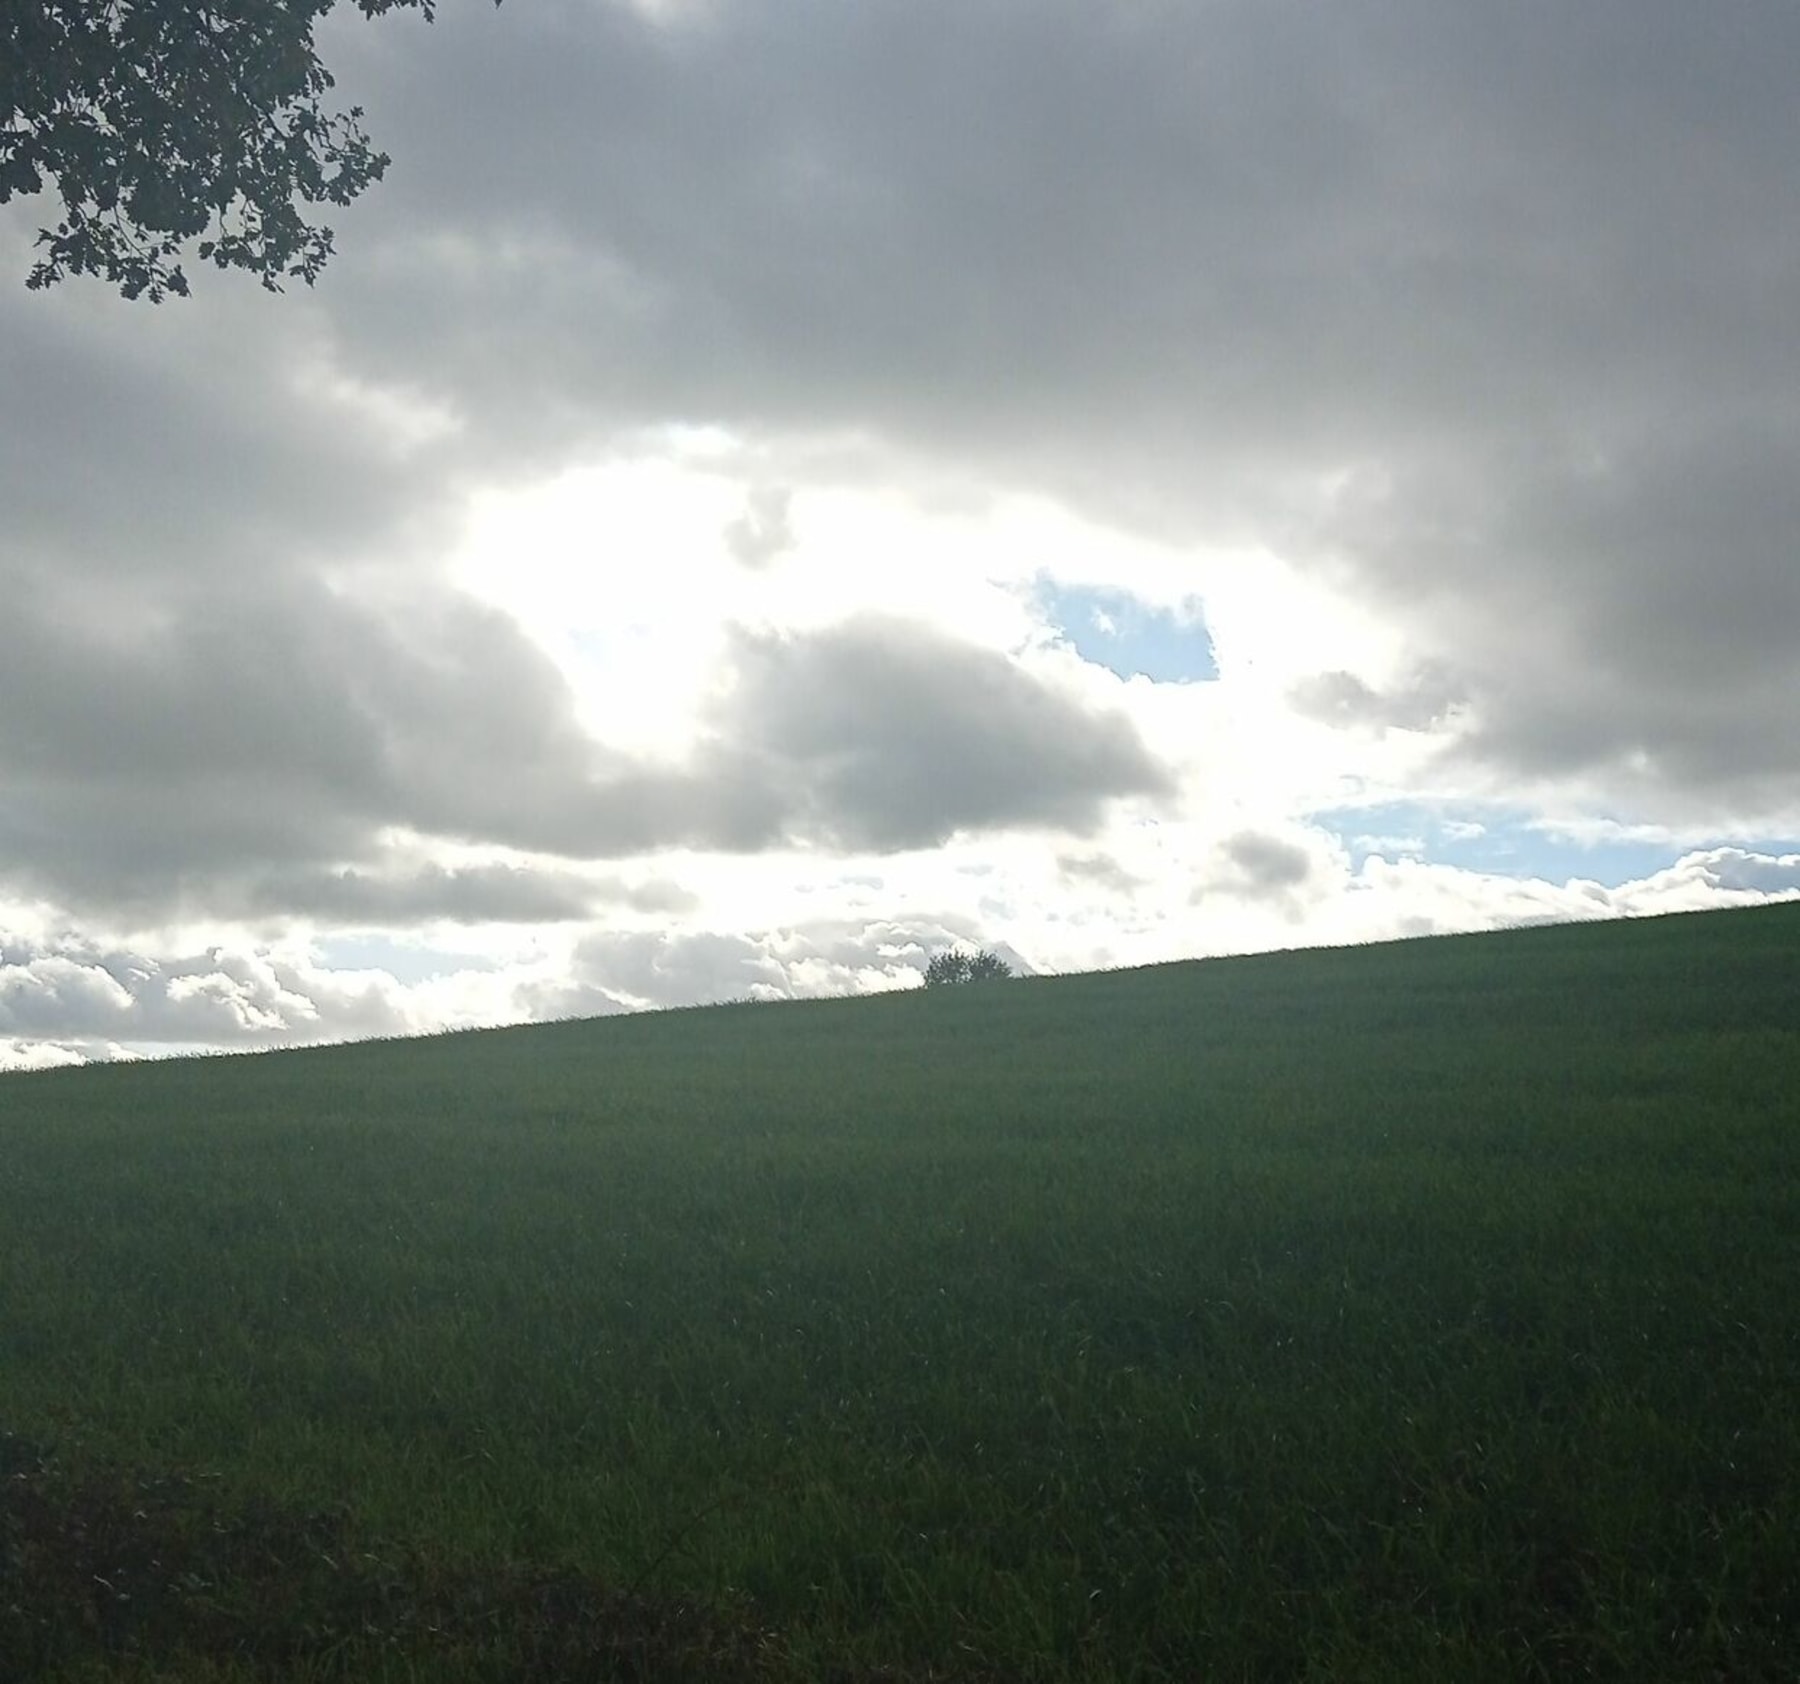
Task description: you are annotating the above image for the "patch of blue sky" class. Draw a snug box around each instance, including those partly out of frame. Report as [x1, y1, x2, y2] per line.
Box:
[1037, 581, 1218, 684]
[315, 935, 500, 985]
[1315, 802, 1768, 888]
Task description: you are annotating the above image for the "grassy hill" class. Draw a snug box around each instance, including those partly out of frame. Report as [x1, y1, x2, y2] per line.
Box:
[3, 904, 1797, 1681]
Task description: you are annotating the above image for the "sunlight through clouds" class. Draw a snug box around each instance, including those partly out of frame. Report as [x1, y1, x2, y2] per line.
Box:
[5, 0, 1798, 1056]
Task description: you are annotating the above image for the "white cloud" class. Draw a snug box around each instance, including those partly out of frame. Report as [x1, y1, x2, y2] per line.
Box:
[6, 834, 1798, 1067]
[0, 1039, 128, 1073]
[1620, 848, 1800, 906]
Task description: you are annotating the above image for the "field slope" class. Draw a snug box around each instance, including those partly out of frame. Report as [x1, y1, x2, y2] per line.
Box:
[3, 904, 1798, 1681]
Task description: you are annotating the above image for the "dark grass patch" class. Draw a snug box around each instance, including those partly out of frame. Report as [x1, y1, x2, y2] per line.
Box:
[1, 1431, 798, 1683]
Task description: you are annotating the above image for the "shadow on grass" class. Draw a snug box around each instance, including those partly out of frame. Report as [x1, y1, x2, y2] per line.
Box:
[2, 1431, 947, 1683]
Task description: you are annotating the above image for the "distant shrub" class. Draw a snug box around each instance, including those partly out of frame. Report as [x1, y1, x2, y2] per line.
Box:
[923, 948, 1014, 988]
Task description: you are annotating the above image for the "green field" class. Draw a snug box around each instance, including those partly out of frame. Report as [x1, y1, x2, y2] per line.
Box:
[3, 904, 1797, 1681]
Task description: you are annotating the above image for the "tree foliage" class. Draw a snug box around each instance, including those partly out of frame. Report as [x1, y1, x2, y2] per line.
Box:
[1, 0, 467, 301]
[923, 948, 1015, 988]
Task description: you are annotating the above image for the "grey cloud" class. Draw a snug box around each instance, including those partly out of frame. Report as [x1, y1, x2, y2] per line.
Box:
[1289, 666, 1460, 735]
[0, 572, 620, 915]
[0, 557, 726, 916]
[591, 876, 703, 916]
[1326, 428, 1800, 809]
[1223, 833, 1314, 894]
[1676, 849, 1800, 898]
[246, 863, 598, 925]
[1056, 852, 1148, 898]
[720, 615, 1175, 849]
[1203, 832, 1318, 913]
[303, 0, 1800, 817]
[0, 262, 442, 586]
[316, 2, 1799, 473]
[529, 929, 779, 1015]
[0, 577, 1165, 922]
[724, 486, 795, 569]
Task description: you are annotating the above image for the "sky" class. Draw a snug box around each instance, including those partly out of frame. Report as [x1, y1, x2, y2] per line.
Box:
[4, 0, 1799, 1068]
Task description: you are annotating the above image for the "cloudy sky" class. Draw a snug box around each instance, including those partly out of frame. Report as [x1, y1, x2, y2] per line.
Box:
[4, 0, 1799, 1067]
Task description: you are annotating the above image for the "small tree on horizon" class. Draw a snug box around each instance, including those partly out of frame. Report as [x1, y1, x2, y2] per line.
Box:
[923, 947, 1014, 988]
